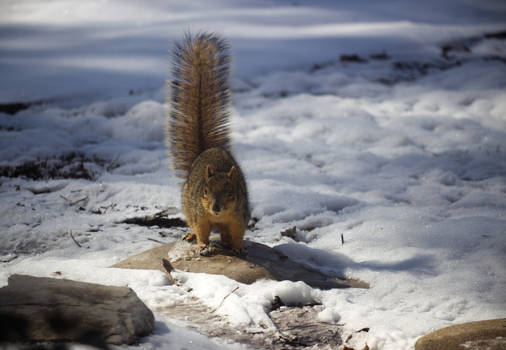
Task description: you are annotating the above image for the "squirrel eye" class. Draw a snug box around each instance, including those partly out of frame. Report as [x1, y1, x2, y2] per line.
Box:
[203, 187, 208, 196]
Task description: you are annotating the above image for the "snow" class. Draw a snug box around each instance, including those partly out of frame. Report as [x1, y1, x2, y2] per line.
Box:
[1, 1, 506, 349]
[317, 307, 341, 324]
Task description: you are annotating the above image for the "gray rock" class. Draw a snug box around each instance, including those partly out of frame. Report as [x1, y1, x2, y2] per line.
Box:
[415, 318, 506, 350]
[112, 237, 368, 289]
[0, 274, 154, 345]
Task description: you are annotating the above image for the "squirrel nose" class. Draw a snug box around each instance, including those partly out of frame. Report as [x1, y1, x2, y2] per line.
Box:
[212, 203, 221, 214]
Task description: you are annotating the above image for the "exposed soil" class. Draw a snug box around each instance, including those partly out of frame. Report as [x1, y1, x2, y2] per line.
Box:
[120, 214, 187, 229]
[0, 153, 117, 181]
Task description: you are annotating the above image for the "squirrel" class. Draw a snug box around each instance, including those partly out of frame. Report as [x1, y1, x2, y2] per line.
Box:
[166, 33, 250, 256]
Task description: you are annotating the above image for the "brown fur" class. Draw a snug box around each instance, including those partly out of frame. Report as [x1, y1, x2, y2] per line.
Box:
[167, 33, 250, 253]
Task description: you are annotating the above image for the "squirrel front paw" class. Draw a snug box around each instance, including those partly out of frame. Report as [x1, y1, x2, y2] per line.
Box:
[199, 244, 217, 256]
[183, 233, 196, 242]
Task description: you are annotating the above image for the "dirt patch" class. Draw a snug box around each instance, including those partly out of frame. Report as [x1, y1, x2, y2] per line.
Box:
[0, 99, 54, 115]
[375, 60, 462, 86]
[0, 102, 32, 115]
[340, 54, 368, 63]
[441, 30, 506, 61]
[0, 152, 117, 180]
[120, 214, 187, 229]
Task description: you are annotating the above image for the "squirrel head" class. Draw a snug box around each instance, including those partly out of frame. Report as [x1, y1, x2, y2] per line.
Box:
[201, 164, 238, 217]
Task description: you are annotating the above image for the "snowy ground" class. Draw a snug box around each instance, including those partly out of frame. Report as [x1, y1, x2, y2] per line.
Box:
[1, 1, 506, 349]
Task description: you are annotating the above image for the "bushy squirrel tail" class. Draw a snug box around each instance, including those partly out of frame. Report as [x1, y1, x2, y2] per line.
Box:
[167, 32, 231, 179]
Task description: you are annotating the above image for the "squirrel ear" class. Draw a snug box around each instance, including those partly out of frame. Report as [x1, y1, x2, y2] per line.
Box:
[205, 165, 214, 182]
[227, 165, 237, 178]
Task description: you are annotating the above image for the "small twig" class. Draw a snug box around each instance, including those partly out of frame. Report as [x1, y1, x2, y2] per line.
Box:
[341, 233, 344, 245]
[70, 195, 88, 205]
[60, 194, 88, 206]
[103, 203, 116, 213]
[216, 286, 239, 310]
[68, 230, 82, 248]
[161, 258, 176, 285]
[92, 203, 117, 214]
[147, 237, 164, 244]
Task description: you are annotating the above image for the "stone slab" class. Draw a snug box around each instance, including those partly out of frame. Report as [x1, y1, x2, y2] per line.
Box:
[112, 237, 368, 289]
[0, 274, 154, 345]
[415, 318, 506, 350]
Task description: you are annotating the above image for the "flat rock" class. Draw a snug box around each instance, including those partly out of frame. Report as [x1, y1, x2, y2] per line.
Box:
[0, 274, 154, 346]
[113, 237, 368, 289]
[415, 318, 506, 350]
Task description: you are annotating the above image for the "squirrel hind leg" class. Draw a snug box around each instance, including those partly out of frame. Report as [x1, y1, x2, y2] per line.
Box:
[228, 220, 247, 256]
[218, 226, 232, 247]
